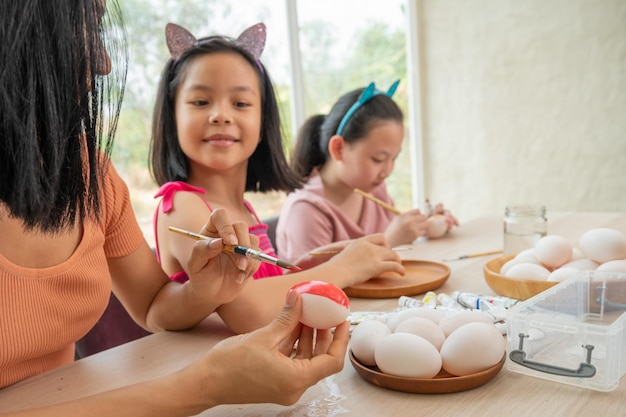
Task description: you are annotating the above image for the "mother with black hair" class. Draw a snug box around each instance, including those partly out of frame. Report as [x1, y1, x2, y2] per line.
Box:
[0, 1, 349, 415]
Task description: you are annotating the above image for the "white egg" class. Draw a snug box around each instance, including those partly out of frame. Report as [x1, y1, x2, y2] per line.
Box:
[560, 258, 599, 271]
[597, 259, 626, 273]
[547, 267, 580, 282]
[515, 249, 541, 264]
[299, 293, 349, 329]
[571, 247, 585, 261]
[505, 263, 551, 280]
[579, 228, 626, 263]
[426, 215, 448, 238]
[516, 248, 536, 259]
[438, 310, 493, 338]
[394, 317, 446, 350]
[386, 307, 447, 331]
[440, 322, 505, 376]
[375, 333, 442, 378]
[350, 320, 390, 366]
[500, 256, 541, 275]
[534, 235, 572, 268]
[291, 281, 350, 329]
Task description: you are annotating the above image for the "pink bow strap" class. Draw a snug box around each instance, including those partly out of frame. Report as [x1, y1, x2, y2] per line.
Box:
[154, 181, 205, 213]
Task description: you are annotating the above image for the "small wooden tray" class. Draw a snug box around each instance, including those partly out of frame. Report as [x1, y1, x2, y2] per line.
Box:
[483, 255, 558, 300]
[344, 260, 450, 298]
[349, 351, 505, 394]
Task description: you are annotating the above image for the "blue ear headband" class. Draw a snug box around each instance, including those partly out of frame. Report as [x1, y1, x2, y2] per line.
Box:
[335, 80, 400, 136]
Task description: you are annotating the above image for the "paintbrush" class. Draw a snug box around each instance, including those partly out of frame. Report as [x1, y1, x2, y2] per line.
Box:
[354, 188, 401, 215]
[308, 247, 413, 256]
[441, 250, 503, 262]
[168, 226, 301, 272]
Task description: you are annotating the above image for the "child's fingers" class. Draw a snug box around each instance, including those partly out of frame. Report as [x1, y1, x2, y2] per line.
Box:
[186, 238, 224, 274]
[205, 208, 238, 245]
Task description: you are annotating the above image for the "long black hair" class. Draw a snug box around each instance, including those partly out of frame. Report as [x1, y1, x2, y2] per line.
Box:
[291, 87, 403, 179]
[0, 0, 127, 233]
[149, 32, 301, 193]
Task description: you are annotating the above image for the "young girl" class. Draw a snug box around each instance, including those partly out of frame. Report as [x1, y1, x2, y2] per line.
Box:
[276, 81, 458, 262]
[150, 23, 404, 334]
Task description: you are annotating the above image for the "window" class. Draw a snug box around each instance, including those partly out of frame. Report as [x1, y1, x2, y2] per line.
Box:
[115, 0, 411, 246]
[290, 0, 411, 210]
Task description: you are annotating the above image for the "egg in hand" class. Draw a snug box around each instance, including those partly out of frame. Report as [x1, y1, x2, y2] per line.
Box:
[426, 214, 448, 238]
[291, 280, 350, 329]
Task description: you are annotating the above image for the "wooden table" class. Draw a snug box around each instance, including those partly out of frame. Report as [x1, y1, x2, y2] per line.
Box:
[2, 212, 625, 416]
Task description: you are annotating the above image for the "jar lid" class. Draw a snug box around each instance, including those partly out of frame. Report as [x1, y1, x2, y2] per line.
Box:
[505, 205, 546, 216]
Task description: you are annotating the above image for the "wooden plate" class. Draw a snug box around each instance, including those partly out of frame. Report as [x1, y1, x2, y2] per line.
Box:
[349, 351, 505, 394]
[483, 255, 558, 300]
[344, 260, 450, 298]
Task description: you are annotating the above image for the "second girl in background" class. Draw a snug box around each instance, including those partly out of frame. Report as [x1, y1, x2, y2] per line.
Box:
[150, 22, 405, 334]
[276, 81, 458, 262]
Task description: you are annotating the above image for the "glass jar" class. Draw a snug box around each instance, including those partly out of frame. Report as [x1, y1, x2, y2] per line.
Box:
[503, 205, 547, 255]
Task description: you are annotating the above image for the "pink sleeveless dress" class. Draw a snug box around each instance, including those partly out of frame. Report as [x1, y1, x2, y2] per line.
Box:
[153, 181, 282, 282]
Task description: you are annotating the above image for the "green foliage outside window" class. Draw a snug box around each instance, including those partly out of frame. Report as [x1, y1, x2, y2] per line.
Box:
[112, 0, 410, 241]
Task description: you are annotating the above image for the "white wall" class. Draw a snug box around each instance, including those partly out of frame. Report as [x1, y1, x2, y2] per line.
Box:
[413, 0, 626, 222]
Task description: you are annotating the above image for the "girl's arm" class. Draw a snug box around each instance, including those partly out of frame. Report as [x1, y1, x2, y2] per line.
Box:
[110, 208, 258, 332]
[153, 191, 404, 334]
[218, 233, 405, 334]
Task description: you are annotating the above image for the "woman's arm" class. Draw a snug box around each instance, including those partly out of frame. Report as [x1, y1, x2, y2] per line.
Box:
[1, 292, 349, 417]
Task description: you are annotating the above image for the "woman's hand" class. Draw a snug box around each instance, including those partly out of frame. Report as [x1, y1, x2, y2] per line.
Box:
[189, 290, 349, 407]
[6, 291, 349, 416]
[186, 208, 260, 305]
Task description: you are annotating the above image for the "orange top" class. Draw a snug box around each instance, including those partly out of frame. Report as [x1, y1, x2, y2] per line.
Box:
[0, 161, 144, 388]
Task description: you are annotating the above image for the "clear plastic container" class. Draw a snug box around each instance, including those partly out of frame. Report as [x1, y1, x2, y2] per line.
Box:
[503, 205, 547, 255]
[506, 271, 626, 391]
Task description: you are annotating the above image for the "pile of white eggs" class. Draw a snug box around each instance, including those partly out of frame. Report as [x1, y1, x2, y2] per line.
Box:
[350, 308, 505, 379]
[501, 228, 626, 282]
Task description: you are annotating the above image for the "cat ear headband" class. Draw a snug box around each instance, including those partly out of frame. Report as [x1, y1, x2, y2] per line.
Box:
[335, 80, 400, 136]
[165, 22, 266, 64]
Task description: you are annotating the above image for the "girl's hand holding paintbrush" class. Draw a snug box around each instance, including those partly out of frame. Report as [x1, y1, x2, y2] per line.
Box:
[386, 206, 458, 243]
[168, 209, 261, 308]
[354, 188, 428, 246]
[355, 189, 458, 246]
[384, 209, 430, 247]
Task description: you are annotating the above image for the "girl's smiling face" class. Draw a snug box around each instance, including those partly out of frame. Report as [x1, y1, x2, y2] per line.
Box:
[335, 121, 404, 192]
[174, 52, 262, 177]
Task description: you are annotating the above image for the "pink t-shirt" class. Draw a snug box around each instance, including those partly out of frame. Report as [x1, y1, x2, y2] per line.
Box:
[153, 181, 282, 281]
[276, 170, 395, 262]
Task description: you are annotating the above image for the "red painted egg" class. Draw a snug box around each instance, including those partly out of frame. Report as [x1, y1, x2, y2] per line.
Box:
[291, 280, 350, 329]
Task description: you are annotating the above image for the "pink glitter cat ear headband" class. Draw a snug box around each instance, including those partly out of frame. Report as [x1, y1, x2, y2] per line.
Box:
[165, 22, 266, 64]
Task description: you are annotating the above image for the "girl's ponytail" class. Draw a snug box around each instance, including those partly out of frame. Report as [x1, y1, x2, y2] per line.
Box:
[291, 114, 327, 179]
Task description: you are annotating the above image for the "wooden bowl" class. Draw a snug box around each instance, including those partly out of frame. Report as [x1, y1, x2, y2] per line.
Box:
[349, 351, 505, 394]
[344, 260, 450, 299]
[483, 254, 558, 300]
